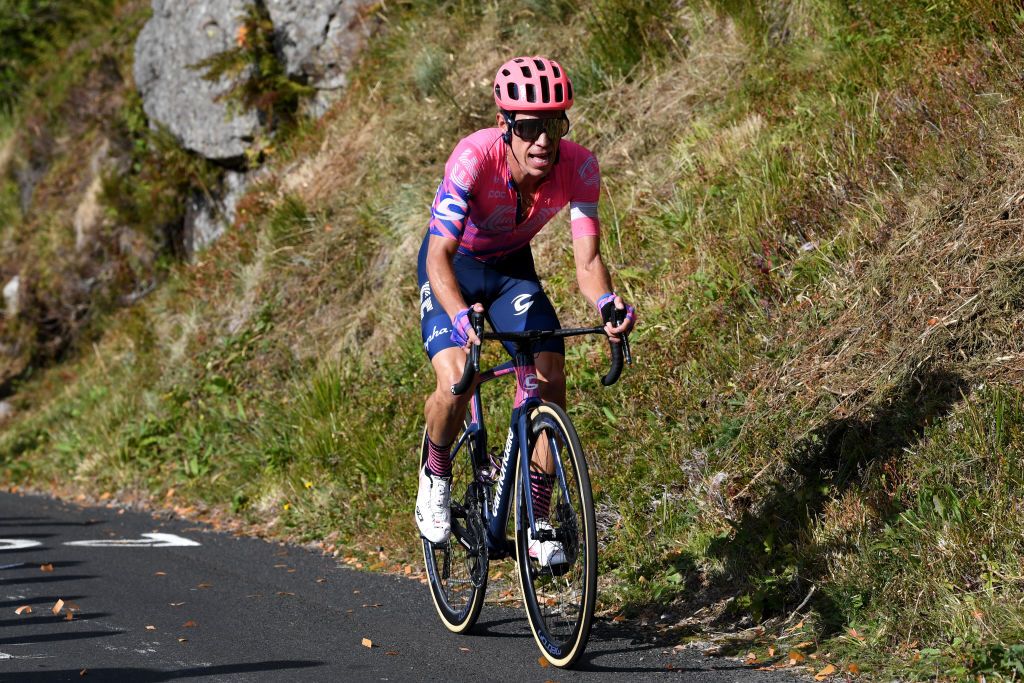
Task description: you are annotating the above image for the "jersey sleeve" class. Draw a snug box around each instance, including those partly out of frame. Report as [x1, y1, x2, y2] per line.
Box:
[568, 152, 601, 240]
[428, 139, 483, 242]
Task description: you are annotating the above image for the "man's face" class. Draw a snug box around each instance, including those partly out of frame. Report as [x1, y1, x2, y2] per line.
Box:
[498, 111, 567, 181]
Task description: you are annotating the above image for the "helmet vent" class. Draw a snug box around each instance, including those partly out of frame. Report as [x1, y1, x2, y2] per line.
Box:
[539, 76, 550, 103]
[520, 65, 532, 78]
[525, 83, 536, 102]
[507, 83, 519, 100]
[554, 83, 563, 101]
[552, 64, 561, 78]
[501, 68, 511, 77]
[533, 58, 545, 71]
[567, 82, 573, 101]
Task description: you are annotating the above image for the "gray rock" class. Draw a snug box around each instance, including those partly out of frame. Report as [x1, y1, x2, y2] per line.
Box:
[133, 0, 260, 161]
[3, 276, 19, 318]
[0, 400, 13, 422]
[183, 170, 249, 257]
[266, 0, 374, 91]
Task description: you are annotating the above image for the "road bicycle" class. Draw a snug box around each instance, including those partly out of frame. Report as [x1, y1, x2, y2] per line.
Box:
[420, 310, 630, 668]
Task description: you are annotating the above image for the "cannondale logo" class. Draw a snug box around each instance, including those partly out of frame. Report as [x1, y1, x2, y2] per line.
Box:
[512, 293, 533, 316]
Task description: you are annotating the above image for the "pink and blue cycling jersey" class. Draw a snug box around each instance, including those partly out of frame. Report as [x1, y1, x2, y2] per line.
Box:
[428, 128, 601, 260]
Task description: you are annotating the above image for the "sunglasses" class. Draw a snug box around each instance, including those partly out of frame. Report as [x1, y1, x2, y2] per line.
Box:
[511, 116, 570, 142]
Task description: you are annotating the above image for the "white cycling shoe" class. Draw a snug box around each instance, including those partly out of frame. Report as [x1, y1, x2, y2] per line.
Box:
[415, 465, 451, 544]
[528, 519, 567, 567]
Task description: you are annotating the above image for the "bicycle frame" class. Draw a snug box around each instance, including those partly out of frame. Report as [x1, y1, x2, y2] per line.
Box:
[453, 344, 568, 560]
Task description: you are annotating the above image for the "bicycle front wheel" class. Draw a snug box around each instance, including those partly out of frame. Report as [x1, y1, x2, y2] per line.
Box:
[515, 402, 597, 668]
[421, 423, 488, 634]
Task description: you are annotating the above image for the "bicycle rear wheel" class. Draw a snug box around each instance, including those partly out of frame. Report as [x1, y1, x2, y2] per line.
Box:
[421, 423, 488, 633]
[515, 402, 597, 668]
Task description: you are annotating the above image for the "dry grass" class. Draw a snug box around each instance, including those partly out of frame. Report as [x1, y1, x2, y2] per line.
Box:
[5, 2, 1024, 677]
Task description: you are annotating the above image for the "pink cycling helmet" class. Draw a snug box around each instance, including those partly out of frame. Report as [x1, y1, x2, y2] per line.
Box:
[493, 56, 574, 112]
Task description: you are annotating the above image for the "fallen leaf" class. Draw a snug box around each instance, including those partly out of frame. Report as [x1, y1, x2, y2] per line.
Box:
[848, 628, 864, 641]
[847, 663, 860, 674]
[79, 669, 87, 677]
[277, 591, 295, 597]
[165, 488, 176, 499]
[361, 603, 382, 608]
[65, 602, 80, 612]
[815, 664, 837, 680]
[274, 564, 288, 569]
[316, 577, 327, 583]
[403, 565, 412, 575]
[612, 614, 625, 623]
[459, 647, 470, 652]
[788, 651, 806, 666]
[385, 650, 399, 656]
[15, 605, 32, 615]
[795, 640, 815, 650]
[146, 625, 156, 631]
[154, 571, 167, 577]
[169, 602, 185, 607]
[65, 612, 73, 621]
[52, 599, 65, 615]
[40, 563, 54, 572]
[362, 638, 373, 648]
[768, 646, 776, 657]
[927, 317, 939, 326]
[183, 620, 197, 628]
[178, 637, 188, 643]
[538, 657, 550, 668]
[235, 24, 248, 48]
[744, 652, 757, 665]
[196, 582, 212, 589]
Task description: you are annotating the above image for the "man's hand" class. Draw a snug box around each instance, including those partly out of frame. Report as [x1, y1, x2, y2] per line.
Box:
[597, 292, 636, 343]
[450, 303, 485, 348]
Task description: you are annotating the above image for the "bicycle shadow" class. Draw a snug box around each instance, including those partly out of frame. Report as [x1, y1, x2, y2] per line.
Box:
[635, 365, 968, 640]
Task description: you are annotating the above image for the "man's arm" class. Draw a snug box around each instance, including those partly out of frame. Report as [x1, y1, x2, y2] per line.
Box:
[572, 235, 614, 306]
[425, 235, 482, 346]
[573, 235, 635, 341]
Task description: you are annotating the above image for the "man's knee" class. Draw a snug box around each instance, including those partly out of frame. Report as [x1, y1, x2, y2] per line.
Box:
[535, 352, 566, 400]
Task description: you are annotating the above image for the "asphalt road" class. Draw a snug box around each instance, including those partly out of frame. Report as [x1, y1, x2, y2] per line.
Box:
[0, 491, 793, 682]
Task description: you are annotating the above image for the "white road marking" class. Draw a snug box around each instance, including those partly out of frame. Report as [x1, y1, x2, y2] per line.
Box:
[63, 533, 200, 548]
[0, 539, 42, 551]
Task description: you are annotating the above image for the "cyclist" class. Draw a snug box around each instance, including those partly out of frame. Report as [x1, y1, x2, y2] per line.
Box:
[416, 56, 636, 564]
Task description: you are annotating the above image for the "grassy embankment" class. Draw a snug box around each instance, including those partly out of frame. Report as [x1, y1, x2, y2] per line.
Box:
[3, 1, 1024, 678]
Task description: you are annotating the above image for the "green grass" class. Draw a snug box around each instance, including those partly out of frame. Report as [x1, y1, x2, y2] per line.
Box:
[3, 1, 1024, 679]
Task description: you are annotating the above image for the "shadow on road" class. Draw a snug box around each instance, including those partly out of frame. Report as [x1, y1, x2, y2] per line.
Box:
[7, 660, 323, 682]
[0, 629, 120, 645]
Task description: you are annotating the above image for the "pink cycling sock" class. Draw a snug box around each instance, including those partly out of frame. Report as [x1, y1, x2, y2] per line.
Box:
[530, 471, 553, 520]
[426, 436, 452, 479]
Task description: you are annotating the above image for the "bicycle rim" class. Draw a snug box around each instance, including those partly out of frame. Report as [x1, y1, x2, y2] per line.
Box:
[421, 424, 488, 633]
[516, 402, 597, 668]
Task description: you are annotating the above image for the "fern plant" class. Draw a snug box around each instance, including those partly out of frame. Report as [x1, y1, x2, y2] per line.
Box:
[192, 2, 314, 136]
